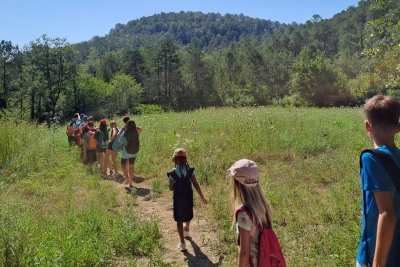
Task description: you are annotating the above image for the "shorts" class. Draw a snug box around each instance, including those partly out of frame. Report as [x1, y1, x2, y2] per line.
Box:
[108, 140, 114, 150]
[121, 157, 136, 165]
[97, 148, 107, 153]
[86, 149, 97, 163]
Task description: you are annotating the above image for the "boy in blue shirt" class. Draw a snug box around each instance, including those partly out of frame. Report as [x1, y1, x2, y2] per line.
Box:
[357, 95, 400, 267]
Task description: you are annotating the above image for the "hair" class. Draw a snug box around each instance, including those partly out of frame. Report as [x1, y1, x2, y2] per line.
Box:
[74, 113, 80, 119]
[99, 123, 107, 132]
[364, 94, 400, 129]
[123, 116, 130, 124]
[88, 121, 94, 128]
[173, 155, 191, 177]
[109, 121, 119, 139]
[231, 177, 272, 229]
[88, 116, 94, 122]
[99, 123, 108, 140]
[82, 127, 89, 134]
[124, 120, 138, 142]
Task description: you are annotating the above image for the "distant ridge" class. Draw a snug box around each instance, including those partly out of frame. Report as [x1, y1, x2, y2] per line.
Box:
[74, 3, 369, 63]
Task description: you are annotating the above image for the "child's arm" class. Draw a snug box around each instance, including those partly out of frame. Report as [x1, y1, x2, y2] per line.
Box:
[238, 226, 251, 267]
[373, 191, 396, 267]
[169, 180, 174, 191]
[191, 175, 208, 204]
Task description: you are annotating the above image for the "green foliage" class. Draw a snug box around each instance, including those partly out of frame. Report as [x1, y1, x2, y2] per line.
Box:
[61, 72, 110, 117]
[290, 47, 351, 106]
[132, 104, 164, 115]
[360, 0, 400, 96]
[29, 35, 77, 117]
[151, 179, 163, 195]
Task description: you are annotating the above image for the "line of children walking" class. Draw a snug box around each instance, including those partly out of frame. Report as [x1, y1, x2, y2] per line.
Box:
[67, 114, 142, 188]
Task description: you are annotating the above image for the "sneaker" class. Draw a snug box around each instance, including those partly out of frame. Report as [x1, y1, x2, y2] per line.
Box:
[177, 242, 187, 251]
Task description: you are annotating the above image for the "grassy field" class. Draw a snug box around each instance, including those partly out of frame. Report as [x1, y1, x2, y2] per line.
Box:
[0, 106, 385, 266]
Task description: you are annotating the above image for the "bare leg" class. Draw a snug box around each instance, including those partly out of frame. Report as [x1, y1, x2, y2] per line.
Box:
[101, 152, 107, 174]
[121, 160, 129, 183]
[128, 163, 135, 185]
[105, 150, 111, 174]
[111, 151, 118, 173]
[184, 221, 190, 232]
[177, 222, 185, 243]
[97, 152, 103, 173]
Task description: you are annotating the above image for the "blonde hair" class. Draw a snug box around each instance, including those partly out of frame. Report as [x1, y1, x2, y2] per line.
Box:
[231, 177, 272, 228]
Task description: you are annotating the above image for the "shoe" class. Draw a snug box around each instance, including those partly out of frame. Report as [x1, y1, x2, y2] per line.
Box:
[177, 242, 187, 251]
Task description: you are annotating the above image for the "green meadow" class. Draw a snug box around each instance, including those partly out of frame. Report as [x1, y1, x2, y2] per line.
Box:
[0, 106, 380, 266]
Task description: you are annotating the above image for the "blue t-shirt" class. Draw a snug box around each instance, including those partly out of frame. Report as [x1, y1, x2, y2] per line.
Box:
[72, 119, 82, 129]
[118, 132, 138, 159]
[357, 145, 400, 266]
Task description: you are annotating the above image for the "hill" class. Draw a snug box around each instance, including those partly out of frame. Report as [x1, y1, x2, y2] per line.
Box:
[74, 2, 371, 62]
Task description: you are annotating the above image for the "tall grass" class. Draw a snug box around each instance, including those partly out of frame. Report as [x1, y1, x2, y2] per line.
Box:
[0, 107, 383, 266]
[135, 106, 371, 266]
[0, 120, 163, 266]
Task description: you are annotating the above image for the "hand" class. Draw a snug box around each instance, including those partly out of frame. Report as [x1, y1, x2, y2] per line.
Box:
[201, 197, 208, 204]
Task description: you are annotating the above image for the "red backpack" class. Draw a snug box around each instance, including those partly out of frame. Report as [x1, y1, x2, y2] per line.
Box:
[235, 206, 286, 267]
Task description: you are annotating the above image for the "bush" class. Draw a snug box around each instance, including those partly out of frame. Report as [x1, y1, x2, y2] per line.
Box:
[132, 104, 164, 115]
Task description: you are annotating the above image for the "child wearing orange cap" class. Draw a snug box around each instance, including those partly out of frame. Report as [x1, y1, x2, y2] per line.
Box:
[167, 148, 208, 252]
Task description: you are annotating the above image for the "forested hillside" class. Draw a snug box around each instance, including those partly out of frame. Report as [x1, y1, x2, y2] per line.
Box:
[1, 0, 399, 122]
[75, 4, 369, 62]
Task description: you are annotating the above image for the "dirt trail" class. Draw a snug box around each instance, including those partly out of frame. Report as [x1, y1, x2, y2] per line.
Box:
[110, 175, 224, 267]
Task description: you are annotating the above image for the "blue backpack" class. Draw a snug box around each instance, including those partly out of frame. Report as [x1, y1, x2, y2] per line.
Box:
[97, 130, 109, 149]
[111, 135, 122, 152]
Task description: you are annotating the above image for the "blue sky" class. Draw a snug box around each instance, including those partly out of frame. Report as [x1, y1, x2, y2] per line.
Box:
[1, 0, 360, 48]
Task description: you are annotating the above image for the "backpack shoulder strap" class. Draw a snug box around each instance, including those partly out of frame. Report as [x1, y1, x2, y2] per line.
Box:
[361, 149, 400, 194]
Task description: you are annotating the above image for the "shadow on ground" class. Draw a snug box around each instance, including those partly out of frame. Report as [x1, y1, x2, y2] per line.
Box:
[124, 186, 150, 197]
[110, 174, 145, 184]
[183, 237, 223, 267]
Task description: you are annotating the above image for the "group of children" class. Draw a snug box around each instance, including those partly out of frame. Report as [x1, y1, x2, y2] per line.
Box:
[66, 94, 400, 267]
[66, 114, 141, 188]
